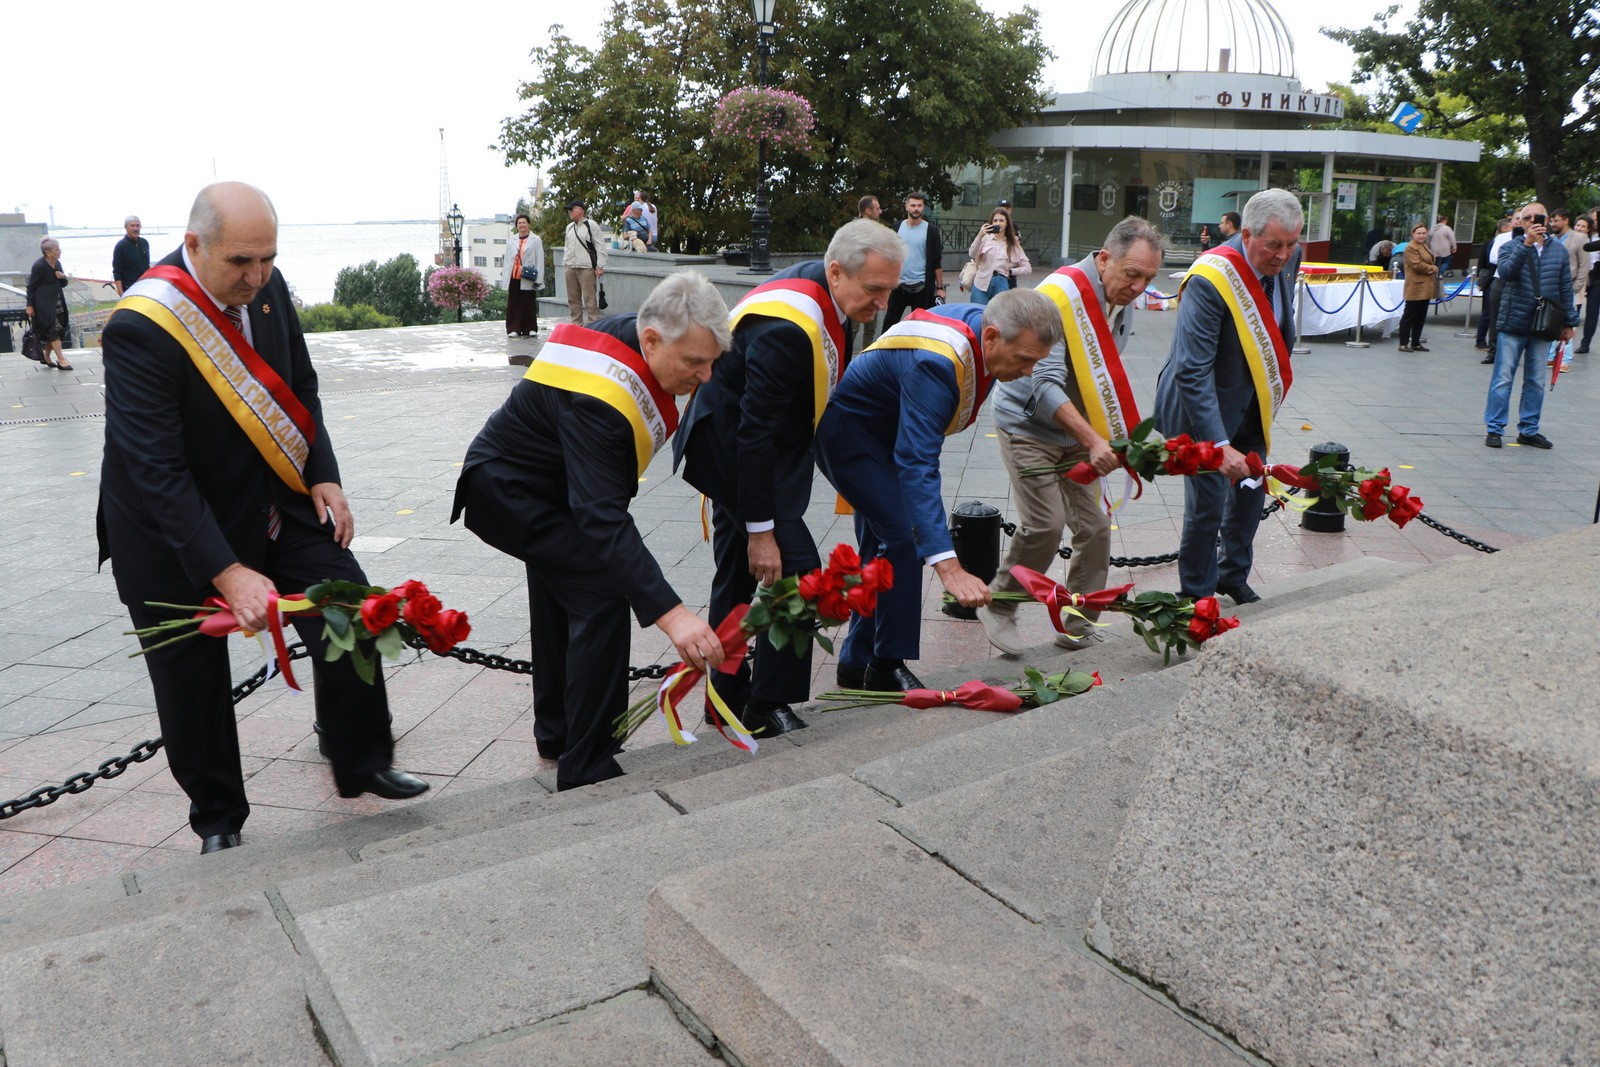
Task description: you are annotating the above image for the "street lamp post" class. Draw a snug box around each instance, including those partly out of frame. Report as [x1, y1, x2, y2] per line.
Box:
[746, 0, 778, 275]
[446, 204, 466, 323]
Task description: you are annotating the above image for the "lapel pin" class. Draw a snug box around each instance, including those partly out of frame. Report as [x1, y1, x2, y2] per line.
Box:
[261, 303, 271, 315]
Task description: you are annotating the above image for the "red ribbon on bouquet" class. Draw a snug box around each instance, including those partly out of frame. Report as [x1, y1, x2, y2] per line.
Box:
[193, 591, 318, 691]
[656, 604, 759, 751]
[900, 679, 1024, 712]
[1008, 566, 1134, 634]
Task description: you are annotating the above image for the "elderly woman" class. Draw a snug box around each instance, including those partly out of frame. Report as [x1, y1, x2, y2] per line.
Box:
[965, 208, 1031, 305]
[1398, 223, 1437, 353]
[500, 213, 544, 337]
[25, 238, 73, 370]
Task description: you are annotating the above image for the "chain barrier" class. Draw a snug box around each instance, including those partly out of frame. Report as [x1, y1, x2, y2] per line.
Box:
[0, 498, 1498, 820]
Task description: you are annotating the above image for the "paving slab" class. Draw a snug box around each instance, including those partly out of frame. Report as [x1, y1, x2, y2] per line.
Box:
[888, 724, 1165, 930]
[280, 790, 678, 913]
[647, 820, 1245, 1066]
[852, 663, 1194, 805]
[296, 775, 893, 1066]
[448, 991, 718, 1066]
[1094, 524, 1600, 1067]
[0, 893, 321, 1065]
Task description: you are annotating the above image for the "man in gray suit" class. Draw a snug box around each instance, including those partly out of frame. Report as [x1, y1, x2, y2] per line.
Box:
[1153, 188, 1303, 605]
[979, 216, 1165, 654]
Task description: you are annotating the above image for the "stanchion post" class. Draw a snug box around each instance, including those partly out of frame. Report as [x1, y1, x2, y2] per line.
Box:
[1301, 442, 1350, 533]
[1344, 276, 1371, 349]
[1455, 273, 1478, 337]
[1292, 276, 1310, 355]
[942, 501, 1001, 620]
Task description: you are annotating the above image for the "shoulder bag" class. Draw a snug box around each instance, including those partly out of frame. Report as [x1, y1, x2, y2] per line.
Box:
[1529, 244, 1566, 341]
[583, 221, 608, 310]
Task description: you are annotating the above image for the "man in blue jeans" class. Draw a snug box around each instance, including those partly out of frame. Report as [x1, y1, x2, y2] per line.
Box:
[1484, 202, 1578, 450]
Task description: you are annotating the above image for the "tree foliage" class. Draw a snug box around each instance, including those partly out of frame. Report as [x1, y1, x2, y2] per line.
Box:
[332, 255, 436, 326]
[1323, 0, 1599, 210]
[299, 303, 402, 333]
[498, 0, 1049, 251]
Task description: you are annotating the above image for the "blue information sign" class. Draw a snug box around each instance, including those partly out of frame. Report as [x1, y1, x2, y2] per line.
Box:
[1389, 101, 1424, 134]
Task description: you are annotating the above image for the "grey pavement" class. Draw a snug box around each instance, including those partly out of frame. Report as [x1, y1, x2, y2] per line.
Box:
[0, 293, 1594, 895]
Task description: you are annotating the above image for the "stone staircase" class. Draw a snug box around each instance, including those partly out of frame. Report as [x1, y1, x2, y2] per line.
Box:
[0, 557, 1419, 1066]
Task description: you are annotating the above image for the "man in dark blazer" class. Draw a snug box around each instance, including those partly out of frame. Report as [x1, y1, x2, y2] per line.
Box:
[99, 182, 427, 855]
[453, 273, 729, 789]
[1153, 187, 1303, 605]
[673, 219, 904, 736]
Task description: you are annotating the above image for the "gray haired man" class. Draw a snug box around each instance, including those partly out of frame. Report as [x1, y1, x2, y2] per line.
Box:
[979, 216, 1165, 654]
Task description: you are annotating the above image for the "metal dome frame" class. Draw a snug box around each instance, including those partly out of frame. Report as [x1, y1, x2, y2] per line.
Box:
[1093, 0, 1297, 79]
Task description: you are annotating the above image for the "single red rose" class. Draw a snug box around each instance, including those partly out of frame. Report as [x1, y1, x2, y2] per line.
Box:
[1361, 499, 1388, 521]
[360, 593, 401, 634]
[828, 543, 861, 574]
[797, 569, 828, 600]
[1192, 442, 1224, 471]
[1215, 614, 1240, 634]
[419, 608, 471, 653]
[1192, 596, 1220, 622]
[846, 583, 878, 617]
[1374, 468, 1392, 487]
[1091, 671, 1102, 686]
[1164, 433, 1194, 452]
[402, 592, 442, 629]
[1358, 478, 1385, 504]
[860, 557, 894, 594]
[1389, 495, 1423, 528]
[1163, 443, 1201, 476]
[1387, 485, 1411, 506]
[391, 579, 430, 601]
[817, 590, 851, 622]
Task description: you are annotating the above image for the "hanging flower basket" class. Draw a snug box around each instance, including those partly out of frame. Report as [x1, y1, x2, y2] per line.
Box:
[710, 86, 816, 152]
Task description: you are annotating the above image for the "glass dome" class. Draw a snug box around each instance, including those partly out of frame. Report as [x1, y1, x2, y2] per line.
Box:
[1093, 0, 1297, 79]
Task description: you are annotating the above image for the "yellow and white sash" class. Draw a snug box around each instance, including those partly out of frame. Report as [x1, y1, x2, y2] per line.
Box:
[728, 277, 848, 429]
[868, 309, 990, 436]
[1181, 245, 1294, 451]
[525, 323, 678, 479]
[115, 266, 315, 494]
[1035, 266, 1141, 442]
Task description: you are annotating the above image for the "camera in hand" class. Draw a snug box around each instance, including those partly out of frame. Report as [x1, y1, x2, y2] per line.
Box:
[1530, 214, 1547, 227]
[986, 224, 1002, 234]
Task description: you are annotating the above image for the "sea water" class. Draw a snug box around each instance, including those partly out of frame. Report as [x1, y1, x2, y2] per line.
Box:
[46, 221, 445, 305]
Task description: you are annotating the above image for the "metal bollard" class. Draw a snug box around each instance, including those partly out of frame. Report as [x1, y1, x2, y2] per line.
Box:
[1300, 441, 1350, 533]
[1291, 276, 1310, 355]
[1344, 277, 1370, 349]
[941, 501, 1002, 620]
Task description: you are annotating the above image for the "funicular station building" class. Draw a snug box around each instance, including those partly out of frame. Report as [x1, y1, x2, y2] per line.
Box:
[944, 0, 1480, 269]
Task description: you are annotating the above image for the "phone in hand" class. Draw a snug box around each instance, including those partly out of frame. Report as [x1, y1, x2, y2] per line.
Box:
[1531, 214, 1547, 227]
[986, 224, 1002, 234]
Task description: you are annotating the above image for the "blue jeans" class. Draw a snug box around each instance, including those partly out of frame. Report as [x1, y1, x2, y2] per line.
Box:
[1484, 330, 1554, 436]
[972, 274, 1012, 305]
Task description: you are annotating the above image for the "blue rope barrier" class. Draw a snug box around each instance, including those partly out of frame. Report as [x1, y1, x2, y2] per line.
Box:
[1365, 278, 1404, 314]
[1428, 275, 1477, 307]
[1300, 280, 1363, 315]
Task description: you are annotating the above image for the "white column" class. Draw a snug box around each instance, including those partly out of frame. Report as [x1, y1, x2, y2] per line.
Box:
[1428, 162, 1442, 225]
[1060, 149, 1074, 263]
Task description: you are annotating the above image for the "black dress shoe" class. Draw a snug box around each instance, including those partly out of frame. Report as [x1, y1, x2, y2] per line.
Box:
[336, 769, 430, 799]
[200, 833, 240, 854]
[1515, 432, 1554, 450]
[536, 741, 564, 760]
[1480, 354, 1495, 365]
[1214, 583, 1262, 605]
[738, 702, 808, 736]
[835, 664, 867, 689]
[864, 663, 924, 692]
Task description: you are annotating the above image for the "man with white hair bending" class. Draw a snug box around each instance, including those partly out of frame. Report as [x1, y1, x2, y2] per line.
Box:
[453, 273, 731, 790]
[1153, 187, 1302, 605]
[674, 219, 904, 737]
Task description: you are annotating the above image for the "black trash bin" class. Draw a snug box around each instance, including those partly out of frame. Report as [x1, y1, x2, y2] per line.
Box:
[1300, 441, 1350, 533]
[941, 501, 1002, 620]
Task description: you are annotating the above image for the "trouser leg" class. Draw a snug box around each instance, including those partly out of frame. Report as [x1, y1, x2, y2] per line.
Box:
[565, 267, 584, 324]
[991, 432, 1074, 608]
[527, 565, 569, 758]
[535, 567, 629, 789]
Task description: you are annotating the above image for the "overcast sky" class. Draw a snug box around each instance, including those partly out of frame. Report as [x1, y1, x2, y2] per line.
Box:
[6, 0, 1405, 228]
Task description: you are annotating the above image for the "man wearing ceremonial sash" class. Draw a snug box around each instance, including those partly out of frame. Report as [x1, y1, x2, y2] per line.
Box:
[816, 289, 1062, 692]
[453, 273, 731, 790]
[98, 183, 428, 855]
[979, 217, 1166, 655]
[673, 219, 904, 737]
[1154, 188, 1302, 605]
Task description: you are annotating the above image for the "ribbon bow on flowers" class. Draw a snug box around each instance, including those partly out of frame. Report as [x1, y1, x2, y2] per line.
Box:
[1007, 565, 1238, 663]
[127, 578, 472, 688]
[1266, 458, 1423, 528]
[614, 543, 894, 750]
[816, 668, 1100, 712]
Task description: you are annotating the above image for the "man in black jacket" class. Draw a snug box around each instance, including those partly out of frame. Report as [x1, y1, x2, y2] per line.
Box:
[112, 216, 151, 296]
[884, 191, 944, 328]
[674, 219, 904, 735]
[99, 182, 428, 855]
[454, 273, 730, 789]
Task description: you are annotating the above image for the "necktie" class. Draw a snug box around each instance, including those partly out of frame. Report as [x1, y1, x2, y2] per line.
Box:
[228, 304, 283, 542]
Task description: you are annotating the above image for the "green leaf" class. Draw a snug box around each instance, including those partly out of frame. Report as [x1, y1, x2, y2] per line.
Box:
[745, 600, 772, 629]
[325, 620, 357, 652]
[350, 644, 376, 685]
[768, 624, 791, 652]
[324, 609, 352, 639]
[374, 627, 405, 662]
[815, 633, 834, 655]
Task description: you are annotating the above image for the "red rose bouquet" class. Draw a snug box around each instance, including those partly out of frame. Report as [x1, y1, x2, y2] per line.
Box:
[814, 666, 1100, 712]
[127, 578, 470, 688]
[1019, 417, 1264, 496]
[614, 544, 893, 749]
[1266, 455, 1423, 528]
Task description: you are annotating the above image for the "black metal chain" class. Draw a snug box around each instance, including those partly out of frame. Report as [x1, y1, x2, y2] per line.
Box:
[0, 639, 674, 820]
[1414, 512, 1499, 554]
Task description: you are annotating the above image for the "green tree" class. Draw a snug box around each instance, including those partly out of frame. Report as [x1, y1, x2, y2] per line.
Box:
[499, 0, 1048, 251]
[1323, 1, 1599, 210]
[332, 255, 436, 326]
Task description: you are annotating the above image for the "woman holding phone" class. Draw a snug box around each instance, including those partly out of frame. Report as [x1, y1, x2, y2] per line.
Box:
[965, 207, 1031, 305]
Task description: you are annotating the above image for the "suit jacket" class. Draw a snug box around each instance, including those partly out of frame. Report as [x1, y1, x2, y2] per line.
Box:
[97, 249, 342, 604]
[451, 315, 678, 626]
[500, 231, 544, 291]
[1153, 234, 1300, 446]
[817, 304, 987, 559]
[674, 260, 845, 524]
[990, 253, 1131, 449]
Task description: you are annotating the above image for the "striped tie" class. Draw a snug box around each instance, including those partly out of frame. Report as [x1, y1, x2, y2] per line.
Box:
[227, 304, 282, 542]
